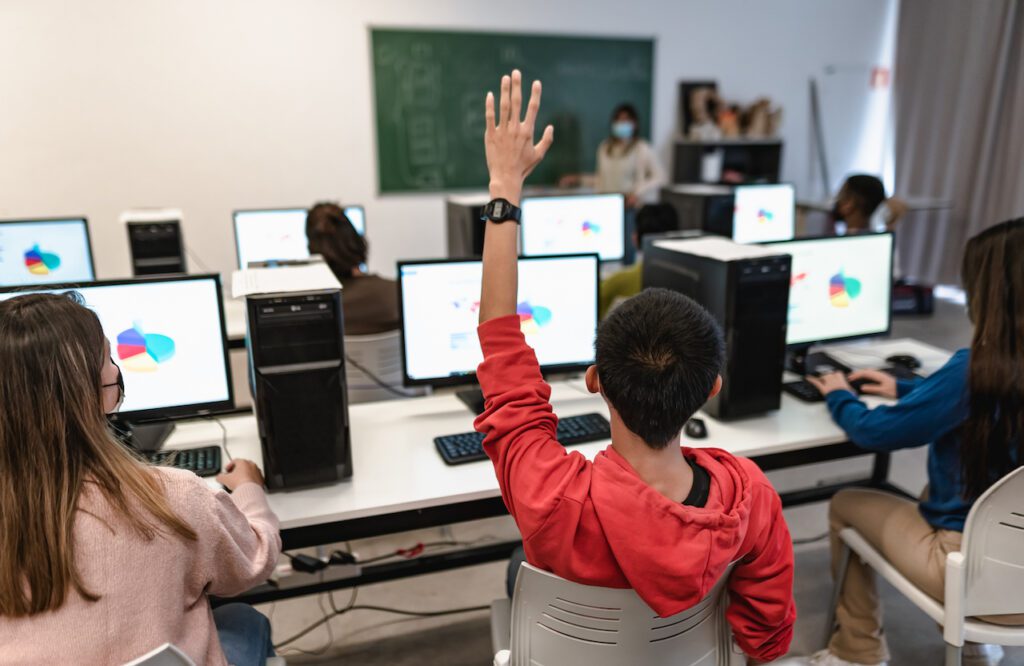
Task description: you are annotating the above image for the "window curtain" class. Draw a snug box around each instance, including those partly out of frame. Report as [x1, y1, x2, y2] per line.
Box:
[894, 0, 1024, 285]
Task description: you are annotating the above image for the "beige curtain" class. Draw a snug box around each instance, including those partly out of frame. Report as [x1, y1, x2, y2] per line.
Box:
[895, 0, 1024, 285]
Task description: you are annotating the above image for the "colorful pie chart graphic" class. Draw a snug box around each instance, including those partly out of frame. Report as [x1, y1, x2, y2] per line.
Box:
[581, 220, 601, 237]
[24, 245, 61, 275]
[829, 270, 863, 308]
[757, 209, 774, 224]
[116, 324, 176, 372]
[517, 301, 553, 335]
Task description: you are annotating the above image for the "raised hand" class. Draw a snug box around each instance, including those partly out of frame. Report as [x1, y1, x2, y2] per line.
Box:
[484, 69, 554, 204]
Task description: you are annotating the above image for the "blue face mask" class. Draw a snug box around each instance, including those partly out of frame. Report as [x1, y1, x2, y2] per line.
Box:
[611, 120, 635, 140]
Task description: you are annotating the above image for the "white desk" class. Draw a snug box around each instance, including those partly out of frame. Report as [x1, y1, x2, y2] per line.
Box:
[170, 337, 951, 543]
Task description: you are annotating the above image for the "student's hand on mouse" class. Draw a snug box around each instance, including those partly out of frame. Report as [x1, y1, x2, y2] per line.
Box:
[847, 369, 898, 398]
[805, 371, 853, 396]
[216, 459, 265, 491]
[484, 69, 554, 202]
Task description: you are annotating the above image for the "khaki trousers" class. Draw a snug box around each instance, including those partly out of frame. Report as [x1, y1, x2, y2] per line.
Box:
[827, 488, 1024, 664]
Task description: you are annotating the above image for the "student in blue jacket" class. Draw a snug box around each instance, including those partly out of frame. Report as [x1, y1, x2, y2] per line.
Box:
[794, 218, 1024, 666]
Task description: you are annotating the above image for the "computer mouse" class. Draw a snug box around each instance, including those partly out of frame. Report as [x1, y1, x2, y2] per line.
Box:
[886, 354, 922, 370]
[684, 418, 708, 440]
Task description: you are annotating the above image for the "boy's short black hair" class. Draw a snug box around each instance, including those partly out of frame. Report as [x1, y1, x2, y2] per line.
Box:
[595, 288, 724, 448]
[635, 204, 679, 247]
[842, 174, 887, 219]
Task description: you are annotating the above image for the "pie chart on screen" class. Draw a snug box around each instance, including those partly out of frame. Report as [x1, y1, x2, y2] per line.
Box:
[517, 301, 553, 335]
[24, 245, 61, 275]
[116, 324, 176, 372]
[581, 221, 601, 237]
[829, 270, 863, 308]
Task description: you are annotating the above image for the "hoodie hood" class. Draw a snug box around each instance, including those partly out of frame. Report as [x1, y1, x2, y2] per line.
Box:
[589, 446, 753, 617]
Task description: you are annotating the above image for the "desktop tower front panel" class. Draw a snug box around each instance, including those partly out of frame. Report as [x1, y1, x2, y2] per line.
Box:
[127, 220, 187, 275]
[643, 237, 791, 420]
[247, 290, 352, 490]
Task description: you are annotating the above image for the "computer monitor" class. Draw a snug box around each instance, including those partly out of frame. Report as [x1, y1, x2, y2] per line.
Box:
[398, 254, 600, 389]
[0, 217, 95, 286]
[767, 233, 894, 346]
[0, 275, 234, 436]
[233, 205, 367, 268]
[732, 184, 795, 244]
[520, 194, 626, 262]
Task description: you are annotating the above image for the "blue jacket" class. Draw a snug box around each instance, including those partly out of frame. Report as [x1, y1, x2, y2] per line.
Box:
[825, 349, 977, 531]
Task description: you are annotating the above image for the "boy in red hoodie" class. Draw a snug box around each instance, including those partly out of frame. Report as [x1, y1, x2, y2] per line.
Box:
[474, 70, 796, 664]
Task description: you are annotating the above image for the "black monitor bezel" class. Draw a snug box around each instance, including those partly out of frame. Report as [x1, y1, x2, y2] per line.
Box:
[518, 192, 627, 263]
[763, 232, 895, 348]
[0, 216, 96, 286]
[731, 182, 797, 241]
[232, 205, 367, 269]
[0, 273, 236, 422]
[396, 253, 601, 388]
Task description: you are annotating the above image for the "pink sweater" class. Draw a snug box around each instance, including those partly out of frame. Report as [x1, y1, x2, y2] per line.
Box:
[0, 467, 281, 665]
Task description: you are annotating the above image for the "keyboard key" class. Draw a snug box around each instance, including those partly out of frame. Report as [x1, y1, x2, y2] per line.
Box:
[434, 413, 612, 465]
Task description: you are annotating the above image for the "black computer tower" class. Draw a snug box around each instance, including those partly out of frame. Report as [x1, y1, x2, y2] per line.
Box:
[127, 220, 187, 275]
[659, 185, 735, 237]
[642, 235, 791, 420]
[446, 197, 488, 257]
[247, 289, 353, 490]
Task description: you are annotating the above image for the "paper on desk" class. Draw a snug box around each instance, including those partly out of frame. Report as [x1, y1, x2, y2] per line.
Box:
[231, 263, 341, 298]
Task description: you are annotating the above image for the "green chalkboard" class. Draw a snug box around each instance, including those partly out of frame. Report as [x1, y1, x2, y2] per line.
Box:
[371, 28, 654, 193]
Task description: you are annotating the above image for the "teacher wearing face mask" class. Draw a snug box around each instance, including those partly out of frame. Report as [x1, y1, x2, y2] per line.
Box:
[559, 103, 666, 264]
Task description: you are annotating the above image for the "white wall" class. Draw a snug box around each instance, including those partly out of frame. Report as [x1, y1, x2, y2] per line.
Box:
[0, 0, 894, 282]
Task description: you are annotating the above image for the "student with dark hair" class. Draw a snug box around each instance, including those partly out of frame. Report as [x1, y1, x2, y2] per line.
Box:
[832, 174, 908, 235]
[478, 70, 795, 665]
[0, 293, 279, 665]
[797, 218, 1024, 666]
[598, 202, 679, 318]
[306, 202, 399, 335]
[560, 102, 666, 264]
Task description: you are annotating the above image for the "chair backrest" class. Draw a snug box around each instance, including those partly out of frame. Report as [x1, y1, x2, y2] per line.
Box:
[122, 643, 195, 666]
[508, 562, 737, 666]
[960, 465, 1024, 617]
[344, 330, 427, 404]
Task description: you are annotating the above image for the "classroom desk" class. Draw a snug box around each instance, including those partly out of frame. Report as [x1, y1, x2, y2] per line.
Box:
[167, 337, 951, 604]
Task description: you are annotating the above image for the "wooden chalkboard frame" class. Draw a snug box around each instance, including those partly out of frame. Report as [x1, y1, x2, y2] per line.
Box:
[370, 27, 655, 194]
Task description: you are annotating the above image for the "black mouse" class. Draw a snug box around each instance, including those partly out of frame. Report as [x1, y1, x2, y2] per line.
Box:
[886, 354, 922, 370]
[684, 418, 708, 440]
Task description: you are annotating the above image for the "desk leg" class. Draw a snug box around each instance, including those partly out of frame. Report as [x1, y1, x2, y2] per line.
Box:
[870, 451, 891, 485]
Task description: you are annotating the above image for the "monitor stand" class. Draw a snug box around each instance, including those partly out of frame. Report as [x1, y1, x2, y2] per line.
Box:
[455, 388, 487, 416]
[111, 420, 177, 453]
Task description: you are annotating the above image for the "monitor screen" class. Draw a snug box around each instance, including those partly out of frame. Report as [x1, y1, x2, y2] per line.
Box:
[770, 234, 894, 346]
[732, 184, 796, 244]
[234, 206, 366, 268]
[0, 275, 233, 419]
[0, 218, 94, 286]
[398, 254, 599, 386]
[520, 194, 625, 261]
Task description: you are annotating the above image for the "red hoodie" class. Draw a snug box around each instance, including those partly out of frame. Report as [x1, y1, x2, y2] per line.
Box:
[474, 315, 796, 662]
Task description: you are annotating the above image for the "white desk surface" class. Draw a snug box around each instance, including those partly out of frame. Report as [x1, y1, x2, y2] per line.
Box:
[224, 298, 246, 341]
[168, 338, 952, 533]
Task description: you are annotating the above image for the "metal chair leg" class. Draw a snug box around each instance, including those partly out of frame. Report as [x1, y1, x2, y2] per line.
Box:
[945, 642, 962, 666]
[824, 542, 852, 647]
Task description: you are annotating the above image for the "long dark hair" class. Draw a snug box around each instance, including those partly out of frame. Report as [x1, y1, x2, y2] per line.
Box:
[306, 202, 367, 280]
[606, 103, 640, 156]
[960, 217, 1024, 499]
[0, 294, 196, 617]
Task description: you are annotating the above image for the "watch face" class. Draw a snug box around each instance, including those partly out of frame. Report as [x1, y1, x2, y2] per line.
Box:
[492, 201, 506, 218]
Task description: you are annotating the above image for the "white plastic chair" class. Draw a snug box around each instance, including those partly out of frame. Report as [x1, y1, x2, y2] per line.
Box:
[491, 562, 743, 666]
[826, 466, 1024, 666]
[344, 331, 427, 405]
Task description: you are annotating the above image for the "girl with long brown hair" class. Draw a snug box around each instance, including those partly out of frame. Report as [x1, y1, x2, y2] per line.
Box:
[0, 293, 280, 665]
[791, 218, 1024, 666]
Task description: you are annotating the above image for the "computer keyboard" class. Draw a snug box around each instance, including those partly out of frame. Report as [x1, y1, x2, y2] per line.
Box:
[434, 412, 612, 465]
[785, 367, 926, 403]
[143, 445, 222, 477]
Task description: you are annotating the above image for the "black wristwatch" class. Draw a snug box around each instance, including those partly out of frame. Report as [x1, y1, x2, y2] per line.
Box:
[480, 198, 522, 224]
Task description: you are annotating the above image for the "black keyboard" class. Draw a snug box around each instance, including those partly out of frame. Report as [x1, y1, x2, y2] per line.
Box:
[144, 445, 222, 477]
[785, 367, 925, 403]
[434, 412, 612, 465]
